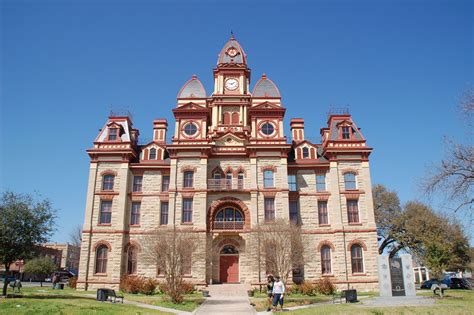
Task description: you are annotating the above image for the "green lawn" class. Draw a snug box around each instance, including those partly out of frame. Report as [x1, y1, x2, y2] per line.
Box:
[0, 287, 169, 314]
[284, 290, 474, 315]
[250, 291, 333, 311]
[122, 292, 205, 312]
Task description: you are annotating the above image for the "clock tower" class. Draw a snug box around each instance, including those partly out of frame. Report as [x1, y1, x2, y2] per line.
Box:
[209, 34, 251, 138]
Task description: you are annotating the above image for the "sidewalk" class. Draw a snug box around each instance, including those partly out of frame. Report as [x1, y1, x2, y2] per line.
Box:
[195, 284, 256, 315]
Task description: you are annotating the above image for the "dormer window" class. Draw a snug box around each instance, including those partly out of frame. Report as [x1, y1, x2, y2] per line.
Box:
[149, 148, 157, 160]
[108, 128, 118, 141]
[342, 126, 351, 139]
[302, 147, 309, 159]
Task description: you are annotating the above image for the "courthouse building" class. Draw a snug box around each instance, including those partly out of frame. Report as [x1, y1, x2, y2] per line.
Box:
[77, 36, 379, 291]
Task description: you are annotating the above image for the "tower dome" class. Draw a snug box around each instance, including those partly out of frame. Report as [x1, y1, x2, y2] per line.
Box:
[252, 74, 281, 98]
[217, 34, 247, 65]
[177, 75, 206, 99]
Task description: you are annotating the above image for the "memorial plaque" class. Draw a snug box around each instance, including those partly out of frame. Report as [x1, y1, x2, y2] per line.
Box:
[389, 257, 406, 296]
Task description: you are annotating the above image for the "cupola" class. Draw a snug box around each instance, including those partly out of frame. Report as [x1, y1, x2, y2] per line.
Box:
[252, 74, 281, 98]
[217, 34, 247, 65]
[177, 75, 206, 99]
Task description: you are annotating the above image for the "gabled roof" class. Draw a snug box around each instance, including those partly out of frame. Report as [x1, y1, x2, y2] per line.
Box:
[217, 34, 247, 65]
[177, 75, 206, 99]
[253, 74, 281, 98]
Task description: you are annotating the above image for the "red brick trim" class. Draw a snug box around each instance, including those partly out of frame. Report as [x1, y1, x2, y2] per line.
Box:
[182, 192, 195, 198]
[124, 240, 142, 252]
[341, 168, 359, 175]
[100, 170, 118, 176]
[93, 240, 112, 252]
[317, 194, 330, 201]
[261, 191, 278, 197]
[180, 165, 197, 172]
[130, 195, 143, 202]
[302, 228, 376, 234]
[260, 165, 277, 172]
[208, 197, 251, 231]
[316, 240, 336, 251]
[347, 239, 368, 251]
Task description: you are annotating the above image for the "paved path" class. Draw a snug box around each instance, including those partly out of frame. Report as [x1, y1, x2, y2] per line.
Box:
[360, 295, 435, 307]
[195, 284, 256, 315]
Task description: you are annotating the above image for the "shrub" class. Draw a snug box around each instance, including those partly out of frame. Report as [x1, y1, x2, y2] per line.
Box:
[288, 284, 299, 295]
[298, 281, 316, 296]
[142, 278, 158, 295]
[180, 281, 195, 294]
[120, 275, 144, 294]
[68, 277, 77, 289]
[315, 277, 336, 295]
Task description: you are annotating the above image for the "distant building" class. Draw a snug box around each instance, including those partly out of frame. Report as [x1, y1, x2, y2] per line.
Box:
[0, 245, 62, 277]
[44, 243, 81, 272]
[78, 35, 379, 291]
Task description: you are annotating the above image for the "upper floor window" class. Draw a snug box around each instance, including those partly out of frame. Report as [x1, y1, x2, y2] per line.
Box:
[344, 173, 357, 190]
[130, 202, 141, 226]
[264, 198, 275, 222]
[342, 126, 351, 139]
[182, 198, 193, 223]
[160, 202, 169, 225]
[321, 245, 332, 275]
[183, 171, 194, 188]
[351, 244, 364, 273]
[261, 122, 275, 136]
[215, 207, 243, 222]
[132, 176, 143, 192]
[288, 174, 297, 191]
[231, 112, 239, 124]
[183, 122, 198, 136]
[318, 200, 328, 225]
[108, 128, 118, 141]
[263, 170, 274, 188]
[99, 200, 112, 224]
[149, 148, 157, 160]
[302, 147, 309, 159]
[289, 200, 299, 224]
[226, 172, 232, 189]
[237, 172, 244, 189]
[102, 175, 115, 191]
[162, 175, 170, 192]
[316, 174, 326, 192]
[347, 200, 359, 223]
[95, 245, 108, 274]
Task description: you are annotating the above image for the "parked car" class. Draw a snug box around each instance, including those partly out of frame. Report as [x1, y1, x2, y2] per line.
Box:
[421, 277, 471, 289]
[421, 279, 442, 289]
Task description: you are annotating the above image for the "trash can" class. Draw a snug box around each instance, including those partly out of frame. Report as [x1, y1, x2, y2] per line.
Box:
[345, 289, 357, 303]
[97, 288, 108, 301]
[58, 283, 64, 290]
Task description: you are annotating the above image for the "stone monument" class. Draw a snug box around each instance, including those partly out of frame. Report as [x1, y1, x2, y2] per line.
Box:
[378, 254, 416, 297]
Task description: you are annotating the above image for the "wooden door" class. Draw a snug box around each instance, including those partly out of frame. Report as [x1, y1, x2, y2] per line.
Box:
[220, 255, 239, 283]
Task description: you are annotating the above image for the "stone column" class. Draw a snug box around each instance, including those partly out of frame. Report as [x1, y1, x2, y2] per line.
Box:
[400, 254, 416, 296]
[377, 255, 392, 297]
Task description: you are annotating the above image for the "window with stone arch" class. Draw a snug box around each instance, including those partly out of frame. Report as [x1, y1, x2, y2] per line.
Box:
[127, 246, 138, 275]
[149, 148, 157, 160]
[95, 245, 108, 274]
[321, 245, 332, 275]
[344, 172, 357, 190]
[351, 244, 364, 273]
[215, 207, 243, 222]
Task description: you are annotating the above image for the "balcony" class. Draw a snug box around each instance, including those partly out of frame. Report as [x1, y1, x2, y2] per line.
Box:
[208, 179, 245, 191]
[212, 220, 244, 230]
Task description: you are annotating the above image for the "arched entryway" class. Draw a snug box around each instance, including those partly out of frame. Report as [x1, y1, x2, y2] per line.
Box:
[219, 244, 239, 283]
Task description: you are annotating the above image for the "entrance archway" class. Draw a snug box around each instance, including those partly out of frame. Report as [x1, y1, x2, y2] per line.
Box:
[219, 244, 239, 283]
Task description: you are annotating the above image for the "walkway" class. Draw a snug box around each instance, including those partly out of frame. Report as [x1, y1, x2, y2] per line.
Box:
[360, 295, 435, 307]
[195, 284, 256, 315]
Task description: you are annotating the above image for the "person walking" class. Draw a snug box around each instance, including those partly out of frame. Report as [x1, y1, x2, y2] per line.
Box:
[266, 275, 275, 312]
[52, 274, 58, 289]
[272, 276, 285, 311]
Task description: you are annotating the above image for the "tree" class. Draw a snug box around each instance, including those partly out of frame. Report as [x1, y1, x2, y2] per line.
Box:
[69, 225, 82, 247]
[423, 87, 473, 215]
[372, 184, 402, 254]
[23, 257, 57, 287]
[254, 219, 305, 285]
[145, 228, 200, 303]
[0, 191, 56, 296]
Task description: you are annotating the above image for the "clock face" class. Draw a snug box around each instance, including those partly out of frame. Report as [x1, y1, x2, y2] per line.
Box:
[227, 47, 238, 57]
[225, 78, 239, 91]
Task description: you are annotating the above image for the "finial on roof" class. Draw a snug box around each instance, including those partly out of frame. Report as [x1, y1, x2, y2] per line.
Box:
[192, 74, 197, 79]
[262, 73, 267, 79]
[230, 30, 235, 39]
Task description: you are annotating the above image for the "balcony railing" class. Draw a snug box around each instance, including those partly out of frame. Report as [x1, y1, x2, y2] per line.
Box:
[208, 179, 245, 190]
[212, 220, 244, 230]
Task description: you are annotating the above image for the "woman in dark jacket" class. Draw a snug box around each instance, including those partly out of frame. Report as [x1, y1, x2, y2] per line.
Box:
[266, 275, 275, 312]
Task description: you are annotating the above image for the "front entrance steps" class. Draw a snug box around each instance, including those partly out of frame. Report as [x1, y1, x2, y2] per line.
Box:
[195, 284, 256, 314]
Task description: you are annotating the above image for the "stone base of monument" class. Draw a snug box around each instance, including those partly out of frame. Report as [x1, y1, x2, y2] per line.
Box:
[378, 254, 416, 297]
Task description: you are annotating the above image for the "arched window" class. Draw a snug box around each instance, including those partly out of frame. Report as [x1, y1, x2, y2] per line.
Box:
[302, 147, 309, 159]
[102, 175, 115, 191]
[231, 112, 239, 124]
[237, 172, 244, 189]
[223, 112, 231, 124]
[225, 172, 233, 189]
[127, 247, 138, 275]
[321, 245, 332, 274]
[351, 244, 364, 273]
[220, 245, 239, 254]
[344, 173, 356, 190]
[215, 207, 243, 222]
[95, 245, 108, 274]
[149, 148, 157, 160]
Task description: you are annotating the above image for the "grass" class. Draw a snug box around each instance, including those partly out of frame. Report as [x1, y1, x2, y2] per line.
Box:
[0, 287, 169, 314]
[122, 292, 205, 312]
[250, 291, 333, 311]
[282, 290, 474, 315]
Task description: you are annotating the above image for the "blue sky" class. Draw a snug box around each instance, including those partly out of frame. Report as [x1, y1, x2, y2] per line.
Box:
[1, 0, 472, 243]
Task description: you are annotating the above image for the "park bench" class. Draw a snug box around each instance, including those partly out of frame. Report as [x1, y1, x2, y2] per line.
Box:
[332, 290, 347, 304]
[97, 288, 124, 303]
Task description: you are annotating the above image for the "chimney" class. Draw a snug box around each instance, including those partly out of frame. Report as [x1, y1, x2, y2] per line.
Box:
[153, 119, 168, 143]
[290, 118, 305, 143]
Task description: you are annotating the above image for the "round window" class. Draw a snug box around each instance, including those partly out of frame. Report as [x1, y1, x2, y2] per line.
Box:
[261, 122, 275, 136]
[183, 123, 198, 136]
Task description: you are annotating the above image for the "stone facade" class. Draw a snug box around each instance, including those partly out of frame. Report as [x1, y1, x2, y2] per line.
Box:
[77, 35, 379, 291]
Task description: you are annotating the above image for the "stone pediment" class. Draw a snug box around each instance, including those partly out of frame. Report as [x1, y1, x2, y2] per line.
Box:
[214, 133, 247, 147]
[252, 101, 280, 109]
[176, 102, 208, 111]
